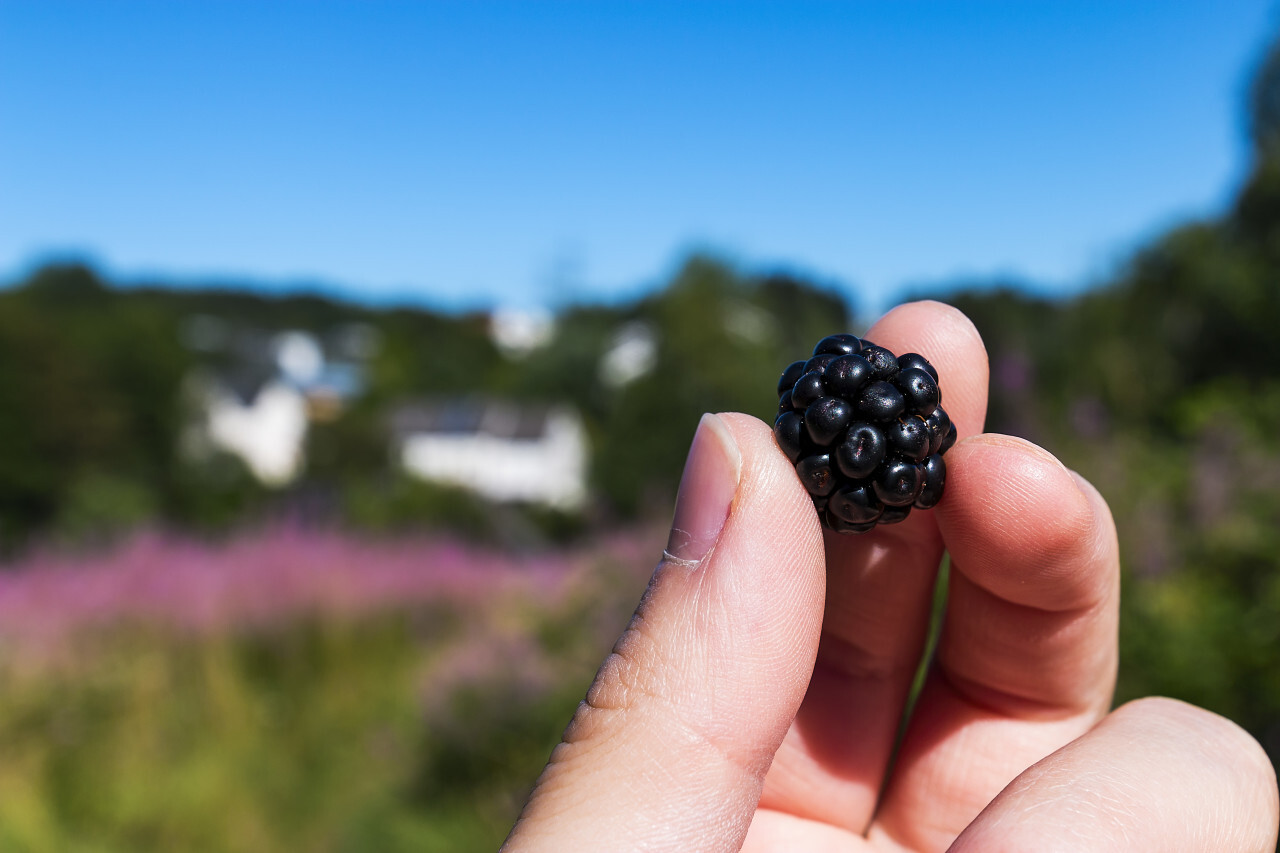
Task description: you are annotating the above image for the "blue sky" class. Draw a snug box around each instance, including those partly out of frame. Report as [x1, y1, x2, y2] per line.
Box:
[1, 1, 1276, 315]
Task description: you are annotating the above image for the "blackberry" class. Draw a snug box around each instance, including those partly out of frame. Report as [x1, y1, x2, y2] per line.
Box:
[804, 353, 839, 375]
[773, 411, 805, 462]
[855, 381, 905, 422]
[812, 333, 862, 356]
[897, 352, 939, 382]
[835, 423, 886, 479]
[772, 335, 955, 533]
[790, 370, 826, 409]
[860, 345, 900, 381]
[795, 453, 837, 497]
[894, 367, 941, 417]
[777, 361, 807, 396]
[804, 397, 853, 446]
[828, 482, 881, 525]
[873, 459, 924, 506]
[825, 354, 873, 397]
[885, 415, 930, 462]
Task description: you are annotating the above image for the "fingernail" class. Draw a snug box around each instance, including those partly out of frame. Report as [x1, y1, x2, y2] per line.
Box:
[664, 413, 741, 568]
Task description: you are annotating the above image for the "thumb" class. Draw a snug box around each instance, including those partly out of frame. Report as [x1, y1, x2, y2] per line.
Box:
[503, 412, 827, 853]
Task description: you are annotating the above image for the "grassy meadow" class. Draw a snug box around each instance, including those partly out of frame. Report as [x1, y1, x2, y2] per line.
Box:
[0, 528, 657, 852]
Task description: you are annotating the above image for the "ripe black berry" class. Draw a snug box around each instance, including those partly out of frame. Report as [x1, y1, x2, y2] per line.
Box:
[873, 459, 924, 506]
[886, 415, 930, 463]
[778, 361, 807, 396]
[813, 333, 862, 356]
[804, 397, 853, 446]
[878, 505, 912, 525]
[804, 353, 838, 375]
[835, 423, 886, 479]
[915, 453, 947, 509]
[790, 370, 826, 409]
[942, 423, 958, 452]
[856, 381, 906, 422]
[825, 354, 873, 398]
[773, 334, 956, 533]
[795, 453, 837, 497]
[828, 483, 882, 525]
[925, 407, 951, 454]
[897, 352, 938, 382]
[860, 345, 900, 381]
[772, 411, 806, 462]
[894, 368, 941, 417]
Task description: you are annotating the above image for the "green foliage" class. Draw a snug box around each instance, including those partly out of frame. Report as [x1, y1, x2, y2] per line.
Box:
[341, 477, 498, 540]
[368, 310, 501, 400]
[166, 450, 266, 534]
[588, 256, 851, 514]
[0, 265, 194, 549]
[54, 473, 159, 543]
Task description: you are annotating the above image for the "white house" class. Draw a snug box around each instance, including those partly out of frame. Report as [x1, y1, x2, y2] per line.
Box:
[182, 326, 375, 485]
[202, 376, 309, 485]
[389, 400, 588, 509]
[489, 305, 556, 357]
[599, 321, 657, 388]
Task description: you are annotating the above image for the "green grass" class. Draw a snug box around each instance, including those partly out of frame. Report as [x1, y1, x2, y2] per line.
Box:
[0, 611, 602, 853]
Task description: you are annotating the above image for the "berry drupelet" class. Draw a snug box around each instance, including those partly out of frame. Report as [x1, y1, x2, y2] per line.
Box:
[774, 334, 954, 533]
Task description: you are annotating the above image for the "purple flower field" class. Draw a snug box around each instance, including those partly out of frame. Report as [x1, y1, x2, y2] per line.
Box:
[0, 526, 658, 654]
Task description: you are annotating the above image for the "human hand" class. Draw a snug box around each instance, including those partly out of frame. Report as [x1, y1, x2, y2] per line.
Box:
[502, 301, 1280, 852]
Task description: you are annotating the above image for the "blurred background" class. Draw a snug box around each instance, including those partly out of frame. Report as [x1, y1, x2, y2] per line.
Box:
[2, 1, 1280, 849]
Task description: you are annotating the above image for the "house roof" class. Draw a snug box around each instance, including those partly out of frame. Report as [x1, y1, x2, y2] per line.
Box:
[221, 363, 278, 406]
[388, 399, 565, 441]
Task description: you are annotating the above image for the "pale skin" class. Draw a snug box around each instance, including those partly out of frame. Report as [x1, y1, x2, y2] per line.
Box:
[503, 302, 1280, 852]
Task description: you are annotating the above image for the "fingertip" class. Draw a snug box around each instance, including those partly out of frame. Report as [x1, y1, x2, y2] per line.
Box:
[938, 435, 1114, 611]
[943, 435, 1090, 538]
[1067, 468, 1121, 579]
[716, 412, 824, 591]
[1111, 697, 1280, 807]
[872, 299, 984, 349]
[865, 300, 989, 439]
[868, 301, 985, 363]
